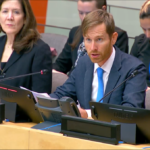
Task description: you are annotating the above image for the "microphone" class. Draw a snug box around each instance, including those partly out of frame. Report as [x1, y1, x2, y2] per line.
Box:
[41, 69, 49, 75]
[0, 69, 49, 82]
[98, 70, 139, 103]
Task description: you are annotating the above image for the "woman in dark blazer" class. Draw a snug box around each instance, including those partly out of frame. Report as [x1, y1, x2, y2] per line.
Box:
[130, 0, 150, 87]
[0, 0, 52, 93]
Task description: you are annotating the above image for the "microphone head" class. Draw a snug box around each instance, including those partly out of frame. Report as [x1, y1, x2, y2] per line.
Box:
[41, 69, 49, 75]
[131, 70, 138, 77]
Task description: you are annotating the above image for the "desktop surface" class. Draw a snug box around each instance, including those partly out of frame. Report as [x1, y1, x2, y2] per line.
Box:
[0, 121, 150, 149]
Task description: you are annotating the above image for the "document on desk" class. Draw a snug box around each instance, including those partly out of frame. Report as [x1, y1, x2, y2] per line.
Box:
[20, 86, 50, 102]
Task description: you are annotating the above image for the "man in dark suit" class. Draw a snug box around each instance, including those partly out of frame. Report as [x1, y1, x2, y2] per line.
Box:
[50, 9, 147, 118]
[53, 0, 128, 74]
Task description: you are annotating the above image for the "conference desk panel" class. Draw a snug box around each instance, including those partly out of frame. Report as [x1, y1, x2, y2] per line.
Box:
[0, 122, 149, 149]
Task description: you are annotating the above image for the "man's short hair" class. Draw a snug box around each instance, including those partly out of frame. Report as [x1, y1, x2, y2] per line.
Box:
[140, 0, 150, 19]
[81, 9, 115, 38]
[81, 0, 107, 9]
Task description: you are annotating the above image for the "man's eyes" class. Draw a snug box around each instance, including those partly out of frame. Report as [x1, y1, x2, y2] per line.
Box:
[86, 38, 91, 42]
[85, 38, 103, 42]
[97, 38, 102, 41]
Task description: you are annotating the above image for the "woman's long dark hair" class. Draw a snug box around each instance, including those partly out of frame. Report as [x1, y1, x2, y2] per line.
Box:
[0, 0, 40, 53]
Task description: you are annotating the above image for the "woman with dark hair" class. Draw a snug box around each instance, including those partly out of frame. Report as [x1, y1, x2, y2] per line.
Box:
[0, 0, 52, 93]
[130, 0, 150, 87]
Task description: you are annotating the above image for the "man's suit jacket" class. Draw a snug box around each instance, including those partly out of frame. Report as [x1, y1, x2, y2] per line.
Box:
[0, 35, 52, 94]
[50, 46, 146, 109]
[130, 34, 150, 86]
[53, 26, 129, 74]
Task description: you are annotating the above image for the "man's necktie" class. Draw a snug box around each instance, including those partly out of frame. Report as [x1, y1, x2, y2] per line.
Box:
[96, 67, 104, 102]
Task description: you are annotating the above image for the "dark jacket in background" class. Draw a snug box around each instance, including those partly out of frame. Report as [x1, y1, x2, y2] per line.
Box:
[0, 35, 52, 94]
[130, 34, 150, 86]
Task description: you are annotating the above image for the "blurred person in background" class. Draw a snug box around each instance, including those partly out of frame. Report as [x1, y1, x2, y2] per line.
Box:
[130, 0, 150, 87]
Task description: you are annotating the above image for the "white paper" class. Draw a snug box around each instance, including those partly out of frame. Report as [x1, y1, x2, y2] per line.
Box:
[20, 86, 50, 102]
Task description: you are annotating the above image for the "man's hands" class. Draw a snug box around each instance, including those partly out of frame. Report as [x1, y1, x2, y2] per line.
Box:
[146, 87, 150, 91]
[52, 69, 64, 74]
[78, 107, 88, 118]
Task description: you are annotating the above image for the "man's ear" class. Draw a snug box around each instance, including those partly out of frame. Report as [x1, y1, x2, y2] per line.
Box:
[111, 32, 118, 45]
[102, 5, 107, 11]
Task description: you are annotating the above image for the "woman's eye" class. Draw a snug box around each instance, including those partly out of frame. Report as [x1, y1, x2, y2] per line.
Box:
[14, 11, 20, 14]
[2, 10, 7, 13]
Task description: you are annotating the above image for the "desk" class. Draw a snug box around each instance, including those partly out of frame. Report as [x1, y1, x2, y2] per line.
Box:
[0, 121, 150, 149]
